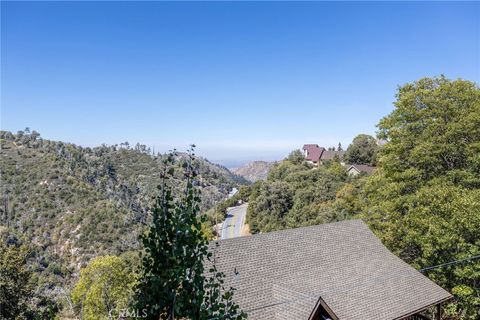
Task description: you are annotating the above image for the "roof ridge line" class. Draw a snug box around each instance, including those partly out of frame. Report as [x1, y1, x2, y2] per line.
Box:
[212, 219, 365, 244]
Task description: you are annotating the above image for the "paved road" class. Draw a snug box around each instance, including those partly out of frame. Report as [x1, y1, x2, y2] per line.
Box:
[220, 204, 247, 240]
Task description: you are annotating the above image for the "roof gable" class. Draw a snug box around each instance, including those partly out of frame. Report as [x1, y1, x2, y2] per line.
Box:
[347, 164, 375, 174]
[309, 297, 339, 320]
[303, 144, 325, 162]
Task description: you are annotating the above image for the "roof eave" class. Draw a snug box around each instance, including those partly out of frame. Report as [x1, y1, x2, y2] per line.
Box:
[392, 295, 454, 320]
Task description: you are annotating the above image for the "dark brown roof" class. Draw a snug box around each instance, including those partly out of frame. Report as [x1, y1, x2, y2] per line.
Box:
[303, 144, 324, 162]
[302, 145, 345, 162]
[208, 220, 452, 320]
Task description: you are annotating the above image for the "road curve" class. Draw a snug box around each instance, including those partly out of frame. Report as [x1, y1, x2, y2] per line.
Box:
[220, 204, 248, 240]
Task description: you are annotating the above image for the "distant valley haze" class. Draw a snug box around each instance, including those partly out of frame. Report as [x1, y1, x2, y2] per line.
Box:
[0, 123, 364, 167]
[0, 130, 351, 168]
[2, 1, 478, 166]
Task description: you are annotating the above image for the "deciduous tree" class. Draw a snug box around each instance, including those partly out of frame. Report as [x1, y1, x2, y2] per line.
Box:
[363, 76, 480, 318]
[344, 134, 378, 165]
[71, 255, 136, 320]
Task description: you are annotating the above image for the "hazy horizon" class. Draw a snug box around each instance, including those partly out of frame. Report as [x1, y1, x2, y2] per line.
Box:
[2, 2, 479, 165]
[0, 127, 328, 168]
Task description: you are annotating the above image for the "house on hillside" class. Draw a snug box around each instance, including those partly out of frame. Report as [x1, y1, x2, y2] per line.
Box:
[208, 220, 452, 320]
[346, 164, 375, 176]
[302, 144, 345, 166]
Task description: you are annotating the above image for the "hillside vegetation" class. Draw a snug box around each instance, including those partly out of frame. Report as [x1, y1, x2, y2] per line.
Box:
[232, 161, 275, 182]
[0, 131, 247, 295]
[1, 76, 479, 319]
[244, 151, 360, 233]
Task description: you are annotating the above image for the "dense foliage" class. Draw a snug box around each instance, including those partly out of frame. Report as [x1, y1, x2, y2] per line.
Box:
[71, 255, 137, 320]
[0, 228, 59, 320]
[247, 150, 358, 233]
[134, 149, 246, 320]
[0, 131, 247, 316]
[0, 240, 33, 319]
[362, 76, 480, 318]
[343, 134, 378, 165]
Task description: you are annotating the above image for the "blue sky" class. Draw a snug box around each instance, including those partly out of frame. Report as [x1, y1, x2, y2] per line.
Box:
[2, 1, 479, 166]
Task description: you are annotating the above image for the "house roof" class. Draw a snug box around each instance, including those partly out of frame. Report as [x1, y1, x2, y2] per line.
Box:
[302, 144, 345, 162]
[208, 220, 452, 320]
[320, 150, 345, 161]
[303, 144, 324, 162]
[347, 164, 375, 174]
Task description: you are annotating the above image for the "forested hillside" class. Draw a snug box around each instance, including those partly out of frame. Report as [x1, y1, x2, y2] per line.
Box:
[232, 161, 274, 182]
[244, 151, 364, 233]
[0, 131, 247, 301]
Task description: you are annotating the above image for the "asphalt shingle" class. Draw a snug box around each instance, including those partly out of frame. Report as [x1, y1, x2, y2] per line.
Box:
[208, 220, 452, 320]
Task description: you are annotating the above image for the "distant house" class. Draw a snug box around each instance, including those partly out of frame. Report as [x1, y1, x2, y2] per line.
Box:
[302, 144, 345, 166]
[346, 164, 375, 176]
[208, 220, 452, 320]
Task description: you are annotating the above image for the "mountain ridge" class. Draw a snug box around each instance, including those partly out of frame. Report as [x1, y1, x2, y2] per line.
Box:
[232, 160, 275, 182]
[0, 130, 248, 289]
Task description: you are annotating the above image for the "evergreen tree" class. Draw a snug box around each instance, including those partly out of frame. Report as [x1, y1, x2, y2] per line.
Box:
[363, 76, 480, 318]
[286, 149, 304, 164]
[133, 147, 246, 320]
[0, 242, 34, 319]
[344, 134, 378, 165]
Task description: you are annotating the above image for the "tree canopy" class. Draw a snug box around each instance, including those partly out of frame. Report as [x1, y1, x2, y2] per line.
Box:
[344, 134, 378, 165]
[0, 130, 248, 318]
[362, 76, 480, 318]
[247, 153, 353, 233]
[71, 255, 137, 320]
[0, 241, 34, 319]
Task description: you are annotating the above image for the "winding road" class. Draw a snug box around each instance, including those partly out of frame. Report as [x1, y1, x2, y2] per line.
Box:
[220, 204, 248, 240]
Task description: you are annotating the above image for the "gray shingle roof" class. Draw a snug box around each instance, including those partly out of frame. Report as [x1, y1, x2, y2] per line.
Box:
[208, 220, 452, 320]
[346, 164, 376, 174]
[320, 150, 345, 161]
